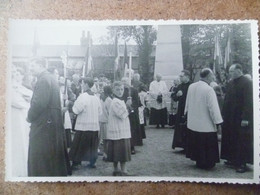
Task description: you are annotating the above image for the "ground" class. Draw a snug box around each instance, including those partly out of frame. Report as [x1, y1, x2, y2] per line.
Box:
[70, 126, 253, 179]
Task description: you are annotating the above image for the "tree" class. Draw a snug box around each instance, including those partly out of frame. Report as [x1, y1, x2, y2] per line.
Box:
[107, 25, 157, 85]
[231, 23, 252, 74]
[180, 23, 252, 82]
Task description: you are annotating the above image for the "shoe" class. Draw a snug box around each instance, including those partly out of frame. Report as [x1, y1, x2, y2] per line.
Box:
[179, 149, 186, 154]
[195, 161, 215, 169]
[86, 164, 96, 169]
[131, 150, 136, 155]
[236, 165, 247, 173]
[113, 171, 121, 176]
[156, 125, 160, 129]
[224, 161, 235, 168]
[224, 160, 233, 166]
[120, 172, 133, 176]
[72, 164, 81, 170]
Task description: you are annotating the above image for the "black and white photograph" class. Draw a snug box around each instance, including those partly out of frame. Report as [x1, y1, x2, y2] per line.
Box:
[5, 19, 259, 183]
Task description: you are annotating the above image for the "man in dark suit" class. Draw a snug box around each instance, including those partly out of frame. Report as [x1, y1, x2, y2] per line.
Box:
[27, 58, 70, 176]
[221, 64, 253, 173]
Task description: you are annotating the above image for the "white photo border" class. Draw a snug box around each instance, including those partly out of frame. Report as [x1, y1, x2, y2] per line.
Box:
[5, 19, 260, 184]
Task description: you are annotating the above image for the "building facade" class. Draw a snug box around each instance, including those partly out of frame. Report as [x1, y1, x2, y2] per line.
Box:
[12, 44, 156, 82]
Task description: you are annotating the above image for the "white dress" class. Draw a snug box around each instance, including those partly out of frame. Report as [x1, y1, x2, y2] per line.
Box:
[60, 87, 72, 130]
[11, 83, 32, 177]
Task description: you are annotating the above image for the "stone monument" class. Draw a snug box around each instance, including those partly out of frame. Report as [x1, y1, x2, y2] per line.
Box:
[154, 25, 183, 88]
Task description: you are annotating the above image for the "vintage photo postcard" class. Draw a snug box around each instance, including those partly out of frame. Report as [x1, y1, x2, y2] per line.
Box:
[5, 19, 259, 183]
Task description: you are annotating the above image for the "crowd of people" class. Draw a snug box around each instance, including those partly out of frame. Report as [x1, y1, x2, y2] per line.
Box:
[153, 66, 253, 173]
[10, 56, 253, 177]
[11, 57, 147, 177]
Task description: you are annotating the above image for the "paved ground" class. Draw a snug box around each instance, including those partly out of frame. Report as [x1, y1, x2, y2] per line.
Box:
[71, 126, 253, 179]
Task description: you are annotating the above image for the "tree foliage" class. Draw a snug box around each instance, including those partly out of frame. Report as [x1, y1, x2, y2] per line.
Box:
[181, 23, 252, 81]
[107, 25, 157, 84]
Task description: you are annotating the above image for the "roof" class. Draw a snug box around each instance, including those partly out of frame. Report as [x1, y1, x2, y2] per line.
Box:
[12, 44, 156, 58]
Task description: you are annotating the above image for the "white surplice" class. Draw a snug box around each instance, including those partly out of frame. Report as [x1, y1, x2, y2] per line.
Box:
[148, 80, 168, 110]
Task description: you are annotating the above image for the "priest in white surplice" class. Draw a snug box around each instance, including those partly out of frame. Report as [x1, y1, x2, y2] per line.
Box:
[148, 73, 168, 128]
[185, 68, 223, 169]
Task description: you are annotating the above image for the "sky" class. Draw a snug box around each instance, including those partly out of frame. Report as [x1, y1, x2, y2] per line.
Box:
[9, 20, 158, 46]
[9, 20, 250, 46]
[9, 20, 113, 45]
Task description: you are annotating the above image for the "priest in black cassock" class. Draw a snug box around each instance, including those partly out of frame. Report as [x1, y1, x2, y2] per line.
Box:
[27, 58, 70, 176]
[221, 64, 253, 173]
[171, 70, 191, 152]
[121, 77, 143, 154]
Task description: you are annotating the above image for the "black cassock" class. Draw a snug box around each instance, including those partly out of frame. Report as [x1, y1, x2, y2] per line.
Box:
[27, 71, 70, 176]
[171, 81, 191, 149]
[221, 75, 253, 165]
[122, 87, 143, 147]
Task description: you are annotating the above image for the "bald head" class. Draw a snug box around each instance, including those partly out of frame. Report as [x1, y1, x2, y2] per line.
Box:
[200, 68, 215, 84]
[155, 73, 162, 82]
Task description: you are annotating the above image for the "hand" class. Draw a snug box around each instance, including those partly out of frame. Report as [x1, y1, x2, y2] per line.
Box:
[217, 125, 222, 142]
[241, 120, 249, 127]
[176, 90, 183, 97]
[63, 94, 68, 101]
[65, 100, 70, 107]
[23, 95, 31, 102]
[217, 125, 222, 134]
[62, 107, 68, 113]
[126, 97, 132, 107]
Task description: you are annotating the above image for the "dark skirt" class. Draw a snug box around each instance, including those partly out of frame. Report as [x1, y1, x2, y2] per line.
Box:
[69, 131, 99, 162]
[129, 111, 143, 146]
[168, 114, 177, 126]
[140, 124, 146, 139]
[172, 123, 187, 149]
[186, 129, 219, 165]
[65, 129, 72, 148]
[149, 107, 168, 125]
[106, 139, 131, 162]
[221, 124, 253, 165]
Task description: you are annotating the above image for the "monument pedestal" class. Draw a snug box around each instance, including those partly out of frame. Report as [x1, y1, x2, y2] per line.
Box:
[154, 25, 183, 88]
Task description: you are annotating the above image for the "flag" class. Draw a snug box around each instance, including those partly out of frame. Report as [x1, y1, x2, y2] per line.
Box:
[83, 31, 93, 77]
[213, 34, 223, 75]
[86, 36, 93, 75]
[122, 41, 128, 78]
[32, 28, 40, 56]
[61, 51, 68, 77]
[224, 32, 232, 70]
[114, 33, 120, 80]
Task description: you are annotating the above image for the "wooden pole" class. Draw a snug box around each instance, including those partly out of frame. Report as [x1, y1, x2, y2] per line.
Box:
[128, 52, 132, 99]
[129, 52, 132, 86]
